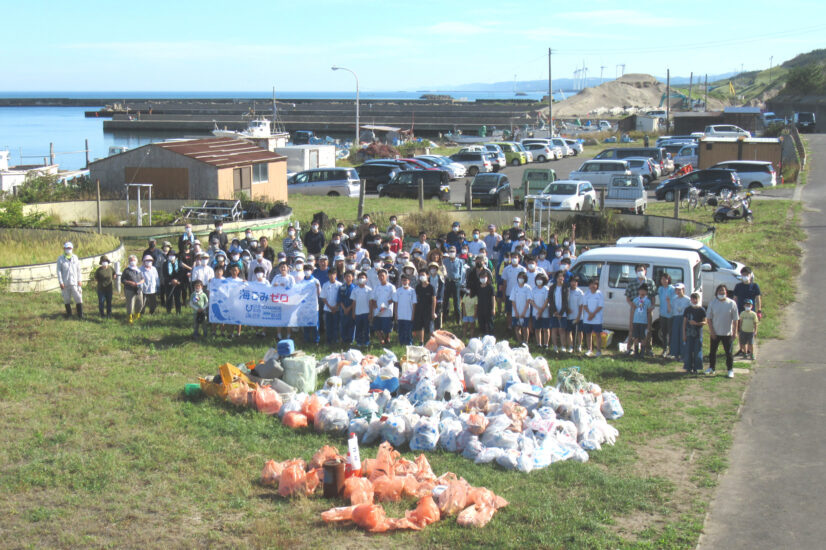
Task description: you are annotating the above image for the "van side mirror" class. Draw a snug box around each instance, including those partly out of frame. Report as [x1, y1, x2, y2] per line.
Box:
[701, 263, 712, 272]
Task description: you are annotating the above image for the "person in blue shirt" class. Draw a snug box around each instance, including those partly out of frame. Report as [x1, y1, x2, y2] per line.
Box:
[657, 273, 676, 357]
[338, 270, 356, 345]
[630, 286, 653, 355]
[442, 245, 465, 322]
[313, 255, 330, 336]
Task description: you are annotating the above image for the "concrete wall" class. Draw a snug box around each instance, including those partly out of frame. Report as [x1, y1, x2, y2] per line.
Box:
[0, 243, 126, 293]
[23, 199, 196, 221]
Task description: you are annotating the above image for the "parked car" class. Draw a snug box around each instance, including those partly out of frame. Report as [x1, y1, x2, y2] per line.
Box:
[449, 151, 494, 176]
[484, 144, 508, 169]
[570, 247, 703, 331]
[515, 142, 533, 163]
[598, 120, 612, 131]
[521, 139, 563, 159]
[594, 147, 669, 175]
[522, 142, 555, 162]
[623, 157, 658, 187]
[656, 135, 698, 147]
[415, 155, 466, 179]
[673, 144, 698, 169]
[355, 163, 400, 193]
[514, 168, 557, 208]
[363, 158, 418, 171]
[470, 173, 513, 207]
[708, 160, 777, 188]
[793, 112, 816, 133]
[535, 180, 597, 211]
[616, 236, 747, 302]
[568, 159, 632, 189]
[550, 137, 575, 156]
[378, 169, 450, 200]
[603, 175, 647, 214]
[702, 124, 751, 138]
[492, 142, 528, 166]
[654, 169, 741, 201]
[564, 138, 584, 155]
[288, 167, 360, 197]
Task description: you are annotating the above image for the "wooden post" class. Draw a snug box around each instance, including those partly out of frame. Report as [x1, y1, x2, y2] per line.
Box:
[96, 179, 102, 234]
[465, 179, 473, 211]
[418, 177, 424, 211]
[85, 139, 90, 168]
[357, 179, 366, 220]
[49, 142, 55, 165]
[673, 190, 679, 218]
[599, 188, 605, 211]
[666, 69, 670, 132]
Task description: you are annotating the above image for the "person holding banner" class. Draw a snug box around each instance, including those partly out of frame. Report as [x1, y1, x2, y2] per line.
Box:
[321, 270, 342, 346]
[303, 263, 322, 344]
[371, 269, 396, 346]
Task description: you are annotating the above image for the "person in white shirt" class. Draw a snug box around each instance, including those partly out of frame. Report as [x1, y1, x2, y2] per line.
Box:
[536, 250, 553, 275]
[467, 229, 487, 257]
[483, 224, 502, 270]
[567, 276, 586, 352]
[270, 262, 295, 289]
[524, 257, 547, 289]
[370, 269, 396, 346]
[251, 265, 269, 285]
[56, 241, 83, 318]
[140, 255, 160, 315]
[549, 247, 564, 273]
[247, 251, 272, 282]
[410, 231, 430, 258]
[302, 264, 322, 344]
[190, 253, 214, 292]
[511, 272, 533, 345]
[582, 278, 605, 356]
[501, 252, 527, 324]
[352, 241, 368, 264]
[393, 274, 418, 345]
[706, 284, 740, 378]
[351, 272, 373, 346]
[321, 270, 343, 346]
[530, 273, 550, 349]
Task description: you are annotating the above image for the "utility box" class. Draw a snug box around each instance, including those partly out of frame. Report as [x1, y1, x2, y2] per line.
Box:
[274, 145, 336, 173]
[697, 137, 782, 172]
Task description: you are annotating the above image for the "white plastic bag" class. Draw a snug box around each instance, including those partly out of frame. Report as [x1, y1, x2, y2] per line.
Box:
[409, 417, 440, 451]
[381, 415, 407, 447]
[601, 391, 625, 420]
[344, 377, 371, 400]
[315, 406, 349, 433]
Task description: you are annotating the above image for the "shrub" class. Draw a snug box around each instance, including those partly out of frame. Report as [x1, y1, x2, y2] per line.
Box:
[0, 229, 120, 267]
[401, 209, 455, 240]
[0, 199, 48, 228]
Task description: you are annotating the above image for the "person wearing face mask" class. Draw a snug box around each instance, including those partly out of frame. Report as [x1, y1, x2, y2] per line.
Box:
[467, 229, 486, 258]
[227, 251, 244, 278]
[512, 273, 532, 345]
[302, 265, 322, 345]
[178, 241, 194, 303]
[732, 267, 762, 349]
[425, 261, 445, 329]
[530, 273, 550, 349]
[412, 270, 437, 345]
[706, 284, 740, 378]
[338, 271, 357, 346]
[409, 249, 426, 273]
[228, 238, 244, 257]
[387, 229, 402, 254]
[324, 231, 345, 259]
[179, 224, 196, 253]
[501, 252, 527, 325]
[465, 255, 493, 298]
[523, 256, 547, 289]
[682, 291, 707, 374]
[357, 214, 372, 241]
[549, 246, 564, 273]
[370, 268, 396, 346]
[445, 222, 463, 250]
[625, 263, 656, 351]
[536, 250, 552, 274]
[121, 255, 145, 324]
[351, 239, 368, 264]
[475, 270, 495, 335]
[351, 272, 373, 347]
[239, 230, 255, 251]
[442, 246, 465, 323]
[93, 255, 116, 318]
[386, 215, 405, 242]
[548, 271, 570, 353]
[363, 224, 383, 261]
[208, 221, 228, 251]
[393, 274, 417, 345]
[669, 283, 691, 360]
[657, 273, 676, 357]
[162, 251, 185, 314]
[410, 231, 430, 259]
[506, 216, 522, 241]
[189, 251, 213, 293]
[210, 250, 228, 272]
[738, 298, 759, 360]
[56, 242, 84, 319]
[139, 255, 160, 315]
[566, 276, 585, 353]
[483, 224, 502, 269]
[282, 225, 303, 262]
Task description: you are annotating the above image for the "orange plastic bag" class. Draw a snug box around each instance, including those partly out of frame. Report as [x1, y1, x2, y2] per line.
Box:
[261, 459, 283, 487]
[254, 386, 282, 415]
[371, 442, 399, 480]
[372, 475, 405, 502]
[394, 458, 418, 477]
[321, 505, 356, 523]
[467, 394, 490, 413]
[387, 517, 422, 531]
[414, 454, 435, 481]
[401, 475, 420, 499]
[310, 445, 342, 470]
[283, 411, 309, 429]
[466, 413, 489, 435]
[437, 480, 469, 517]
[352, 504, 390, 533]
[301, 395, 325, 423]
[434, 347, 457, 363]
[278, 461, 307, 497]
[405, 495, 441, 527]
[456, 502, 496, 528]
[343, 476, 374, 505]
[305, 468, 320, 495]
[360, 458, 377, 479]
[227, 383, 254, 407]
[503, 401, 528, 432]
[425, 330, 465, 353]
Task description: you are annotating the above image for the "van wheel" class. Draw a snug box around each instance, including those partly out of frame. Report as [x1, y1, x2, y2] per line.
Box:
[537, 155, 546, 163]
[748, 182, 763, 189]
[327, 191, 340, 197]
[468, 166, 479, 176]
[511, 158, 521, 166]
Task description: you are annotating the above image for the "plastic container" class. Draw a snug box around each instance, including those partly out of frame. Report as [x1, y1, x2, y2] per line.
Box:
[184, 383, 202, 397]
[277, 339, 296, 357]
[322, 459, 345, 498]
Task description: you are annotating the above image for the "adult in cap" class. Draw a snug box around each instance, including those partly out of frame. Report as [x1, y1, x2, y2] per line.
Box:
[57, 241, 83, 319]
[140, 254, 160, 315]
[208, 220, 228, 251]
[142, 238, 166, 269]
[445, 221, 463, 249]
[121, 254, 145, 324]
[506, 216, 523, 241]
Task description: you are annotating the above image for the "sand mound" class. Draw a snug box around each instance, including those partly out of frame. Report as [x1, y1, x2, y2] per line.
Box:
[551, 73, 667, 117]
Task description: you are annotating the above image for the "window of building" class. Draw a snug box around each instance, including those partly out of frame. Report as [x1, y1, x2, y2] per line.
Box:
[253, 163, 268, 184]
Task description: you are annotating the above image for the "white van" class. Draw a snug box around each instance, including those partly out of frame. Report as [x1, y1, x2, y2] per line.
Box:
[615, 237, 746, 302]
[570, 247, 703, 332]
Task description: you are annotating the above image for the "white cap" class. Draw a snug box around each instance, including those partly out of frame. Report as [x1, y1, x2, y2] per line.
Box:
[143, 255, 153, 262]
[63, 241, 73, 249]
[513, 216, 521, 223]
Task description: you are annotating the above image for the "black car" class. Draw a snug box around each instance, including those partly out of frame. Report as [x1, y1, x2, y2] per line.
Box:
[363, 158, 418, 172]
[470, 173, 512, 207]
[379, 170, 450, 200]
[355, 163, 400, 193]
[654, 169, 741, 201]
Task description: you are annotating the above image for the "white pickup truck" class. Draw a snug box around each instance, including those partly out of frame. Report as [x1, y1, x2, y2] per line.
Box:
[602, 175, 647, 214]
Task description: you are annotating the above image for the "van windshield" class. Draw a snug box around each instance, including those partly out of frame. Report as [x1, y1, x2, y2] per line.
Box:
[699, 245, 735, 269]
[798, 113, 815, 122]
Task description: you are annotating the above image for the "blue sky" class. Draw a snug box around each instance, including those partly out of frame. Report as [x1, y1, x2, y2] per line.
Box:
[3, 0, 825, 91]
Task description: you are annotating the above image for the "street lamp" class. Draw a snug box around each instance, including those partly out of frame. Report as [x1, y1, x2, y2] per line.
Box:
[331, 65, 359, 149]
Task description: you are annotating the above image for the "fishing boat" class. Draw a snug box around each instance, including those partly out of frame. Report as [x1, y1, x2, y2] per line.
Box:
[444, 129, 505, 144]
[212, 118, 289, 142]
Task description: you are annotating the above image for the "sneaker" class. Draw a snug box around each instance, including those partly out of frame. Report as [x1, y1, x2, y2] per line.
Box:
[726, 370, 734, 379]
[661, 350, 669, 358]
[734, 350, 745, 357]
[748, 353, 755, 360]
[585, 350, 593, 357]
[594, 351, 602, 357]
[577, 346, 583, 353]
[553, 346, 559, 353]
[704, 368, 715, 375]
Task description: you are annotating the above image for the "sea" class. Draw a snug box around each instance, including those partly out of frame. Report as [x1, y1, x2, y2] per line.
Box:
[0, 90, 563, 171]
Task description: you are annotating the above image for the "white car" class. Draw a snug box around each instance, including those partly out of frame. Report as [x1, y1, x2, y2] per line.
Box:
[673, 144, 698, 169]
[288, 167, 360, 197]
[535, 180, 597, 211]
[522, 142, 555, 162]
[624, 156, 658, 186]
[703, 124, 751, 138]
[708, 160, 777, 189]
[417, 155, 467, 179]
[569, 160, 632, 189]
[550, 137, 575, 156]
[459, 145, 506, 169]
[564, 138, 584, 155]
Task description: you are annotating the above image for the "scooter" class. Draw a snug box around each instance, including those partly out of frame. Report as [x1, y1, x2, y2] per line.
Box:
[713, 192, 753, 223]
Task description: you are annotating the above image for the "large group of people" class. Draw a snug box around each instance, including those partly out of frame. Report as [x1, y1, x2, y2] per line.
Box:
[59, 214, 763, 375]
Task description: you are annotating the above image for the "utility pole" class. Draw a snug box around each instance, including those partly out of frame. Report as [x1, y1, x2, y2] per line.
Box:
[600, 65, 606, 83]
[769, 55, 774, 84]
[688, 72, 693, 111]
[548, 47, 553, 136]
[49, 142, 55, 165]
[85, 139, 90, 168]
[666, 69, 670, 131]
[704, 74, 708, 111]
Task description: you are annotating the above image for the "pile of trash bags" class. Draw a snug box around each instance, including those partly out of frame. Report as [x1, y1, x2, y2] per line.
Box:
[261, 441, 508, 531]
[197, 330, 625, 472]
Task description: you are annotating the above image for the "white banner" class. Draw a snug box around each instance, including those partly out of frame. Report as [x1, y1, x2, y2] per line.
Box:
[208, 278, 318, 327]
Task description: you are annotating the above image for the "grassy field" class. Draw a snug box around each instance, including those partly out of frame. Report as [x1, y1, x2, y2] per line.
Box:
[0, 191, 804, 548]
[0, 229, 121, 267]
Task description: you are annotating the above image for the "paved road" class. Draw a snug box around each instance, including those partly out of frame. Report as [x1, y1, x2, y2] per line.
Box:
[699, 134, 826, 549]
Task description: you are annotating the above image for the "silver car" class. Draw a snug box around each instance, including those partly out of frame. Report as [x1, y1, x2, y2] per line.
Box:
[288, 167, 360, 197]
[624, 156, 658, 186]
[564, 138, 584, 155]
